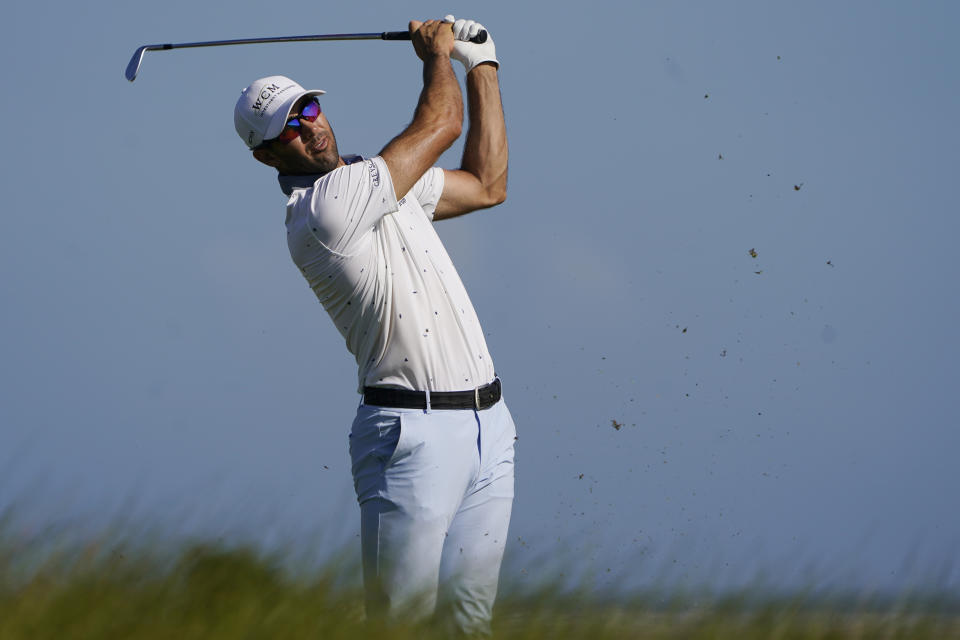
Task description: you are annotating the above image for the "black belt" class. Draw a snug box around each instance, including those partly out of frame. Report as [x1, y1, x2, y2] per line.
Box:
[363, 378, 501, 411]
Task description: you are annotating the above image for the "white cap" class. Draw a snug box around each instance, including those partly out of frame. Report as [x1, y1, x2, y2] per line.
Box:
[234, 75, 325, 149]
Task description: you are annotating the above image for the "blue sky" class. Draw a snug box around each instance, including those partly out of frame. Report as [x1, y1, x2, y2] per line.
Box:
[1, 0, 958, 592]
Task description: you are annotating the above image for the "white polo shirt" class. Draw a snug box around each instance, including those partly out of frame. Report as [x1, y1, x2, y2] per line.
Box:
[284, 156, 496, 393]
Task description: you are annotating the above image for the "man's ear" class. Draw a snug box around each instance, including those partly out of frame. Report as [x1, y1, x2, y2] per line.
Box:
[252, 147, 281, 168]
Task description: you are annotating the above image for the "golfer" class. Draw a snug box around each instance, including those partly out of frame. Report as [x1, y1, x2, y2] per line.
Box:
[234, 16, 514, 635]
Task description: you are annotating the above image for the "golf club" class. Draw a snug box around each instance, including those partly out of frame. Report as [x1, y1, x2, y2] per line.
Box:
[125, 29, 487, 82]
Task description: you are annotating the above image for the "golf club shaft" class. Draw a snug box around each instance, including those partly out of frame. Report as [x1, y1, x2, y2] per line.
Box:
[125, 29, 487, 82]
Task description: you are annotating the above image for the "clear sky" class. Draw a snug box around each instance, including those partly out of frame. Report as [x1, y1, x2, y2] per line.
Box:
[2, 0, 958, 593]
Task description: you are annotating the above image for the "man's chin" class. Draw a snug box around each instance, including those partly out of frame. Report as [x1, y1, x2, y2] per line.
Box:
[308, 150, 340, 174]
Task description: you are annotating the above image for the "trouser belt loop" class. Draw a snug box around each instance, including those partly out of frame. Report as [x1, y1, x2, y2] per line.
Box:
[425, 388, 431, 414]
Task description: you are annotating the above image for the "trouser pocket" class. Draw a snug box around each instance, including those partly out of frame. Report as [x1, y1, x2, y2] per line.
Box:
[350, 407, 411, 505]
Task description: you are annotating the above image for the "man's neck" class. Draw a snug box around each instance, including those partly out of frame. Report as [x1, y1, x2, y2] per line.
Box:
[277, 155, 363, 195]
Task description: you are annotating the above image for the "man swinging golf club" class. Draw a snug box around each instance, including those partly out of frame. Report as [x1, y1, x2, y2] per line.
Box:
[234, 16, 513, 635]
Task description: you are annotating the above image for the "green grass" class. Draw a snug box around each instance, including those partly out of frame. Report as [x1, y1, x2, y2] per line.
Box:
[0, 524, 957, 639]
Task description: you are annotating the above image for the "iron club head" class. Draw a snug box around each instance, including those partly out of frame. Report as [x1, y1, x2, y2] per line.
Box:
[125, 46, 150, 82]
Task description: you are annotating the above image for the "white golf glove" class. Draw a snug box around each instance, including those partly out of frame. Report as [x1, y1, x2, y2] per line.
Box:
[443, 14, 498, 71]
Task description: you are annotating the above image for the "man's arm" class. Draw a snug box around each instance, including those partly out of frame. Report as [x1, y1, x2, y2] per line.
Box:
[433, 62, 508, 220]
[380, 20, 463, 202]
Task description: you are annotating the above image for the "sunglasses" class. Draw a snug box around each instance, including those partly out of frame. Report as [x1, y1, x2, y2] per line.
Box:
[268, 97, 322, 146]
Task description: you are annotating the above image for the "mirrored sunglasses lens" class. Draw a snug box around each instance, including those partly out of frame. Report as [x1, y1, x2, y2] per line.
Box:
[300, 99, 320, 121]
[277, 123, 300, 143]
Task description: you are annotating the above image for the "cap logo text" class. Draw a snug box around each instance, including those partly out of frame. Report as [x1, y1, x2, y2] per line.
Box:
[252, 83, 281, 115]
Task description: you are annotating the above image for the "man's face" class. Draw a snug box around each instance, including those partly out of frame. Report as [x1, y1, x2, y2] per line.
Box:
[254, 95, 343, 175]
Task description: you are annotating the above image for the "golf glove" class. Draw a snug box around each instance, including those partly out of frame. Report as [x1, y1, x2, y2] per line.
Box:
[444, 15, 498, 71]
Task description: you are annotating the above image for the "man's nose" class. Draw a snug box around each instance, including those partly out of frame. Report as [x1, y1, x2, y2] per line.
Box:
[299, 117, 321, 141]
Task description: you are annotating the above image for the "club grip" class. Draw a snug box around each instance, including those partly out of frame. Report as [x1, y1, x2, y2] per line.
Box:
[381, 30, 487, 44]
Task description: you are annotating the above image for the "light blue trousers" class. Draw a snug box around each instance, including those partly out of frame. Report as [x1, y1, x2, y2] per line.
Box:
[349, 398, 516, 636]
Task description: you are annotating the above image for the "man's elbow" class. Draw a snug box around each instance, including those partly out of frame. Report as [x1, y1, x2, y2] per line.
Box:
[437, 108, 463, 146]
[446, 120, 464, 145]
[487, 186, 507, 207]
[485, 171, 508, 207]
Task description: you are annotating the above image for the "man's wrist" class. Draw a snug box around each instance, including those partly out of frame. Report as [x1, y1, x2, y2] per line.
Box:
[468, 61, 499, 74]
[424, 51, 453, 62]
[467, 63, 500, 86]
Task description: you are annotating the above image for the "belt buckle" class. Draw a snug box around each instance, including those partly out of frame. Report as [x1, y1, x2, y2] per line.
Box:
[474, 386, 480, 411]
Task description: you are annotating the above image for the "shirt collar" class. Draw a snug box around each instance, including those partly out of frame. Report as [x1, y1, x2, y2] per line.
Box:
[277, 154, 364, 196]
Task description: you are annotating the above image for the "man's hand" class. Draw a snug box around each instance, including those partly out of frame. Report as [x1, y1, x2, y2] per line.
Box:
[409, 19, 456, 62]
[444, 15, 499, 72]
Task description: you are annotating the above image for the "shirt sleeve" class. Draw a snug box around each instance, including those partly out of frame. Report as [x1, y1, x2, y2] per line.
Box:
[408, 167, 445, 221]
[305, 156, 399, 253]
